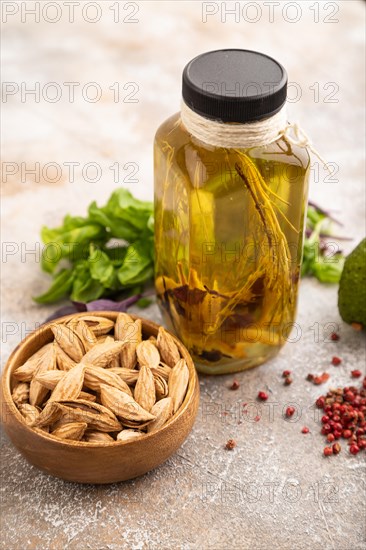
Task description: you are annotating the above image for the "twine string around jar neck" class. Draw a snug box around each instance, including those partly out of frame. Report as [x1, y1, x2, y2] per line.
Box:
[180, 100, 330, 169]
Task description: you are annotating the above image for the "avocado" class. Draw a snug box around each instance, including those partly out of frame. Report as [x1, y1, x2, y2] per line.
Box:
[338, 238, 366, 327]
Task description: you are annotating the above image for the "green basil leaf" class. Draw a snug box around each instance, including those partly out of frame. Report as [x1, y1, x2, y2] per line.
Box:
[88, 248, 116, 288]
[33, 268, 75, 304]
[41, 223, 107, 273]
[118, 240, 154, 286]
[70, 262, 105, 302]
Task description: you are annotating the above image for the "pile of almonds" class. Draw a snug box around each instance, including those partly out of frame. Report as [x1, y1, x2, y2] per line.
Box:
[11, 314, 189, 443]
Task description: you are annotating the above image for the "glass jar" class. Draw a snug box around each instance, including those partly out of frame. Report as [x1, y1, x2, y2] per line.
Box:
[154, 50, 310, 374]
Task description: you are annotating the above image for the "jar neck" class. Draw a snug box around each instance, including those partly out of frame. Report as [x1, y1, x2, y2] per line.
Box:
[180, 101, 288, 149]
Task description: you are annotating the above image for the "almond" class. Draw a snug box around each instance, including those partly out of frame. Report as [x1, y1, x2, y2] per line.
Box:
[84, 365, 132, 396]
[31, 401, 62, 428]
[51, 422, 87, 441]
[116, 430, 144, 442]
[49, 363, 85, 402]
[56, 400, 122, 432]
[100, 384, 155, 424]
[51, 323, 85, 362]
[157, 327, 180, 367]
[69, 319, 97, 351]
[136, 340, 160, 369]
[107, 368, 139, 385]
[78, 316, 115, 336]
[154, 373, 168, 399]
[54, 342, 76, 371]
[119, 319, 142, 369]
[18, 403, 40, 425]
[134, 365, 156, 411]
[13, 343, 54, 382]
[29, 345, 57, 406]
[35, 370, 64, 390]
[147, 397, 173, 433]
[168, 359, 189, 413]
[114, 312, 134, 341]
[84, 431, 114, 443]
[81, 341, 125, 368]
[12, 382, 30, 405]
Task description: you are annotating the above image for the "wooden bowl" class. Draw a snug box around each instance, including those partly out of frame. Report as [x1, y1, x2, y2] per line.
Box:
[0, 312, 200, 484]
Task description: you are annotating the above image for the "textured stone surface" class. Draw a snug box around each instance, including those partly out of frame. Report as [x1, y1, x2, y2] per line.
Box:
[1, 2, 365, 549]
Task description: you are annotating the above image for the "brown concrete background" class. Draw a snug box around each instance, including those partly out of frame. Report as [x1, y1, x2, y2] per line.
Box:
[1, 2, 365, 549]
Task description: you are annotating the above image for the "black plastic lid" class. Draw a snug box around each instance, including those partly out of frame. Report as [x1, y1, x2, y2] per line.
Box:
[182, 49, 287, 123]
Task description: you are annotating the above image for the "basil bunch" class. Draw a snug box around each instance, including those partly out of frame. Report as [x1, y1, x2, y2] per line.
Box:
[34, 189, 154, 304]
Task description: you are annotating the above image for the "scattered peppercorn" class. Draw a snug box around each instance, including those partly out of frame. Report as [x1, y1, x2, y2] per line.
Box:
[257, 391, 268, 401]
[323, 446, 333, 456]
[285, 406, 295, 418]
[351, 370, 362, 378]
[331, 332, 340, 341]
[284, 377, 293, 386]
[301, 427, 310, 434]
[327, 433, 335, 442]
[230, 380, 240, 390]
[331, 356, 342, 366]
[282, 370, 291, 378]
[308, 372, 330, 385]
[225, 439, 237, 450]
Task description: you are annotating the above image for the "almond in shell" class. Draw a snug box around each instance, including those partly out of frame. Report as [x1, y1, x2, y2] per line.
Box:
[12, 382, 30, 405]
[31, 401, 62, 428]
[100, 384, 155, 425]
[134, 365, 156, 411]
[84, 431, 114, 443]
[18, 403, 40, 425]
[13, 343, 54, 382]
[68, 319, 97, 351]
[51, 323, 85, 362]
[154, 373, 168, 399]
[78, 316, 114, 336]
[119, 318, 142, 370]
[84, 365, 132, 396]
[51, 422, 87, 441]
[48, 363, 85, 403]
[81, 341, 125, 368]
[35, 370, 64, 390]
[116, 430, 144, 442]
[54, 342, 76, 371]
[168, 359, 189, 413]
[114, 312, 134, 341]
[107, 368, 139, 385]
[136, 340, 160, 370]
[157, 327, 180, 367]
[56, 400, 122, 432]
[29, 345, 57, 406]
[147, 397, 174, 433]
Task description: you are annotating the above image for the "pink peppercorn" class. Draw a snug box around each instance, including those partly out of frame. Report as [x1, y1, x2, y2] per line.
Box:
[351, 370, 362, 378]
[349, 444, 360, 455]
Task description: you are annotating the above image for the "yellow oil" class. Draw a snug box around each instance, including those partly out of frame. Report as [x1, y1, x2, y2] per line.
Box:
[154, 113, 310, 374]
